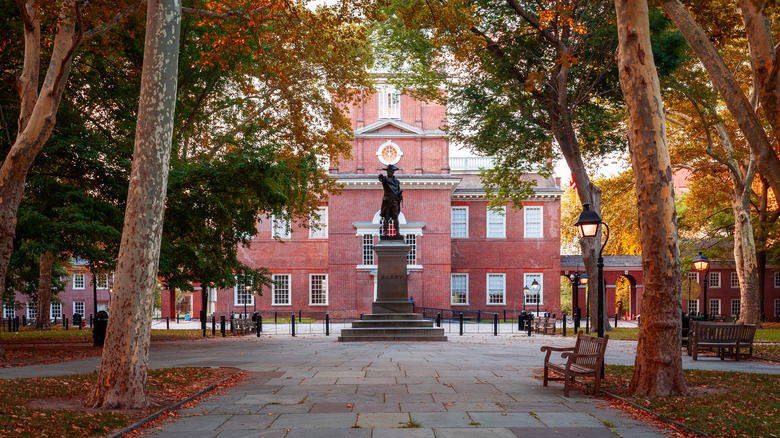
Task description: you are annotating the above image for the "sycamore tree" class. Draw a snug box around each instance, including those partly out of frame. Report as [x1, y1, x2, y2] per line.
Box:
[614, 0, 686, 396]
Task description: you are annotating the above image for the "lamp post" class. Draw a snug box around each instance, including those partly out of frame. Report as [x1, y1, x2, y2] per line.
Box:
[244, 282, 251, 318]
[574, 203, 610, 340]
[569, 271, 588, 332]
[532, 279, 540, 316]
[522, 285, 529, 313]
[692, 251, 710, 321]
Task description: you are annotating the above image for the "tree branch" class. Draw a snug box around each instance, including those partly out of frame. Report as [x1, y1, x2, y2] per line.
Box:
[505, 0, 566, 51]
[82, 0, 146, 42]
[181, 4, 273, 21]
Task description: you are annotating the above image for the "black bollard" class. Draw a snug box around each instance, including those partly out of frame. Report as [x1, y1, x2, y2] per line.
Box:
[325, 314, 330, 336]
[274, 311, 278, 324]
[230, 313, 234, 333]
[436, 313, 441, 328]
[14, 316, 19, 332]
[299, 309, 302, 321]
[360, 313, 363, 320]
[503, 309, 507, 323]
[65, 317, 69, 331]
[166, 316, 170, 330]
[176, 313, 179, 324]
[212, 315, 216, 336]
[90, 313, 93, 328]
[291, 314, 296, 337]
[563, 313, 567, 337]
[615, 312, 618, 327]
[527, 315, 532, 336]
[493, 313, 498, 336]
[7, 317, 11, 332]
[459, 312, 464, 336]
[220, 315, 226, 337]
[202, 310, 206, 338]
[256, 315, 261, 337]
[22, 315, 26, 326]
[54, 317, 58, 326]
[477, 310, 481, 323]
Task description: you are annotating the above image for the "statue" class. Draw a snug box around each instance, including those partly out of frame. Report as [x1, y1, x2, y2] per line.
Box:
[378, 164, 403, 238]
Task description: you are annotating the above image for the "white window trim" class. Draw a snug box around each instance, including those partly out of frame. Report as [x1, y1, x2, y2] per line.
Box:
[709, 299, 721, 316]
[730, 272, 739, 288]
[523, 206, 543, 238]
[687, 272, 699, 282]
[451, 273, 469, 305]
[486, 273, 506, 306]
[73, 273, 86, 290]
[451, 206, 469, 238]
[774, 272, 780, 288]
[272, 214, 291, 239]
[486, 206, 507, 238]
[272, 274, 292, 306]
[27, 302, 37, 319]
[234, 284, 255, 306]
[730, 299, 741, 317]
[523, 273, 543, 306]
[709, 272, 721, 288]
[309, 207, 328, 239]
[774, 299, 780, 317]
[688, 299, 699, 314]
[378, 88, 401, 119]
[50, 302, 62, 319]
[73, 301, 85, 316]
[309, 274, 329, 306]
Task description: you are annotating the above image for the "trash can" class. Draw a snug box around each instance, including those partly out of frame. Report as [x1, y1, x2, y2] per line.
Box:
[72, 313, 82, 327]
[93, 310, 108, 347]
[251, 312, 259, 322]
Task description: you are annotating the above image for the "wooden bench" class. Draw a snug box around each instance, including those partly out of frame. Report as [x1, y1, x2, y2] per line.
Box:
[233, 318, 255, 335]
[541, 333, 609, 397]
[736, 324, 757, 359]
[532, 317, 557, 335]
[689, 322, 743, 361]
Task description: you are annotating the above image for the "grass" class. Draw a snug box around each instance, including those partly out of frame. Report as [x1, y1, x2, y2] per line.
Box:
[400, 419, 422, 428]
[0, 367, 235, 438]
[602, 365, 780, 437]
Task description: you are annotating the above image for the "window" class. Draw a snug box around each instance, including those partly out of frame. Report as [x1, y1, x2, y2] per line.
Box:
[309, 207, 328, 239]
[687, 272, 698, 282]
[487, 274, 506, 305]
[406, 234, 417, 265]
[524, 206, 543, 238]
[73, 273, 85, 290]
[4, 303, 14, 319]
[774, 272, 780, 288]
[523, 273, 543, 306]
[709, 272, 720, 288]
[451, 207, 468, 238]
[688, 299, 699, 315]
[451, 274, 468, 305]
[775, 299, 780, 317]
[362, 235, 375, 265]
[96, 273, 111, 289]
[310, 274, 328, 305]
[234, 280, 255, 307]
[50, 302, 62, 320]
[272, 274, 291, 305]
[731, 299, 741, 318]
[730, 272, 739, 288]
[709, 299, 720, 316]
[486, 206, 506, 238]
[272, 214, 291, 239]
[27, 302, 37, 320]
[378, 89, 400, 119]
[73, 301, 85, 317]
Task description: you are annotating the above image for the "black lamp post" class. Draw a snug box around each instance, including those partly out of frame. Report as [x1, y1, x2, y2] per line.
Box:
[532, 279, 540, 316]
[522, 285, 529, 312]
[569, 271, 588, 332]
[692, 251, 710, 321]
[244, 282, 251, 317]
[574, 203, 610, 341]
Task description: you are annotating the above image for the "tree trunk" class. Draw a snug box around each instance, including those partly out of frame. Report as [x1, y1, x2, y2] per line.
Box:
[662, 0, 780, 200]
[34, 251, 54, 330]
[86, 0, 181, 409]
[0, 0, 78, 317]
[614, 0, 687, 396]
[732, 196, 761, 325]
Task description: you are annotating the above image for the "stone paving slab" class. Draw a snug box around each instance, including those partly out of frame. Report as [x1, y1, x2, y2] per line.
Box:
[269, 412, 358, 429]
[372, 429, 436, 438]
[408, 412, 473, 428]
[467, 412, 542, 427]
[508, 427, 616, 438]
[433, 427, 517, 438]
[356, 412, 411, 428]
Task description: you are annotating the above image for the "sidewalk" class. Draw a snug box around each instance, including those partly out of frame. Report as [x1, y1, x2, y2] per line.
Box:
[5, 334, 778, 437]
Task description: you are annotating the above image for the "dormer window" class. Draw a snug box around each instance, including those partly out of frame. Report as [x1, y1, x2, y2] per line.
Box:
[378, 88, 400, 119]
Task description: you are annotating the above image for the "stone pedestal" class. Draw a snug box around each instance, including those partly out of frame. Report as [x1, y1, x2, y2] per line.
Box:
[339, 238, 447, 342]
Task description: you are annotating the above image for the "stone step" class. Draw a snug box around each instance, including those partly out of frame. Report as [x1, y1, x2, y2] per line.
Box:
[351, 320, 434, 328]
[339, 327, 446, 337]
[338, 334, 448, 342]
[360, 313, 424, 321]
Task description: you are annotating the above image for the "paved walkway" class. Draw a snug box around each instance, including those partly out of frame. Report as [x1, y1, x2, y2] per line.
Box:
[5, 333, 779, 437]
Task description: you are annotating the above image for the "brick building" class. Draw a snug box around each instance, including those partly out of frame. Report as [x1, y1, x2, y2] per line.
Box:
[184, 86, 565, 319]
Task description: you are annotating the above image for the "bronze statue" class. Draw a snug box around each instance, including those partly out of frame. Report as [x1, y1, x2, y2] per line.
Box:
[379, 164, 403, 238]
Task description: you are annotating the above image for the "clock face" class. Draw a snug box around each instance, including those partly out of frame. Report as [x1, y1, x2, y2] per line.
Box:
[377, 141, 402, 165]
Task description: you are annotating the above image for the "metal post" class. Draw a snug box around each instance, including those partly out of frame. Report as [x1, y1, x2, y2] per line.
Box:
[477, 310, 481, 323]
[503, 309, 506, 322]
[14, 316, 19, 332]
[22, 315, 26, 326]
[563, 313, 567, 337]
[493, 313, 498, 336]
[212, 315, 216, 336]
[230, 313, 234, 333]
[360, 313, 363, 320]
[166, 316, 170, 330]
[597, 254, 605, 340]
[436, 313, 441, 328]
[291, 314, 296, 337]
[201, 310, 206, 337]
[90, 313, 93, 328]
[615, 311, 618, 327]
[8, 317, 11, 332]
[459, 312, 464, 336]
[65, 317, 69, 331]
[274, 311, 278, 324]
[527, 315, 532, 336]
[221, 315, 226, 337]
[325, 313, 330, 336]
[586, 285, 590, 334]
[299, 309, 302, 321]
[257, 315, 261, 337]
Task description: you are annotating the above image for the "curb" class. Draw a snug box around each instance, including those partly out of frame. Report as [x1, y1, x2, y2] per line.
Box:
[107, 367, 243, 438]
[602, 390, 709, 437]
